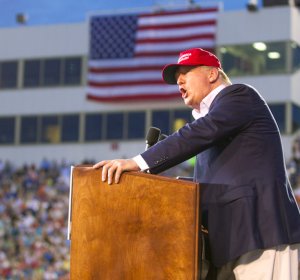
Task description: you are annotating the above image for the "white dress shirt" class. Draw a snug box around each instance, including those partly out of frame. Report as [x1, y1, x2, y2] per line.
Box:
[133, 84, 227, 171]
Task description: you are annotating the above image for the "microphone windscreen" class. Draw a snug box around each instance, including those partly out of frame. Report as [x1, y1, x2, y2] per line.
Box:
[145, 127, 161, 146]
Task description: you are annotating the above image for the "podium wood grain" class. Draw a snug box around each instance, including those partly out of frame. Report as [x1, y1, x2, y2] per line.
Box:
[70, 166, 200, 280]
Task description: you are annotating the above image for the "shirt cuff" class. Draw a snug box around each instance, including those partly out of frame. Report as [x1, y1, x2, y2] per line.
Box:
[132, 155, 149, 171]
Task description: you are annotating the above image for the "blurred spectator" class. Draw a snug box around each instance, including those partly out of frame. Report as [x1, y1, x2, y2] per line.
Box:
[287, 135, 300, 205]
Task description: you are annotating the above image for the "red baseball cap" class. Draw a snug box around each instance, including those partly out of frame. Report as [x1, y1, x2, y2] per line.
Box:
[162, 48, 221, 84]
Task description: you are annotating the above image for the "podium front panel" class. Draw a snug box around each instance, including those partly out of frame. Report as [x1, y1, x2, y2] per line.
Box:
[70, 166, 200, 280]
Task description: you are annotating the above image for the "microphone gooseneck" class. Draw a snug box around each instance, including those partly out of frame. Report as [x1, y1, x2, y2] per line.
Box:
[158, 133, 168, 142]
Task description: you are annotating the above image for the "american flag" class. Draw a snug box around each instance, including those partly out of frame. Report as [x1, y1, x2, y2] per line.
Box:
[87, 6, 219, 102]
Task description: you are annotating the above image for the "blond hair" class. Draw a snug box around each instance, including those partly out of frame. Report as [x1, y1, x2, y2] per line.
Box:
[218, 68, 232, 85]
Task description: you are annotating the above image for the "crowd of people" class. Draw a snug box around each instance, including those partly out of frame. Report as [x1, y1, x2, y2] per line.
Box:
[0, 135, 299, 279]
[0, 159, 71, 279]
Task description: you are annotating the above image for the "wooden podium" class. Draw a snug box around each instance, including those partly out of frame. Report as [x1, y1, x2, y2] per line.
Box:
[69, 166, 201, 279]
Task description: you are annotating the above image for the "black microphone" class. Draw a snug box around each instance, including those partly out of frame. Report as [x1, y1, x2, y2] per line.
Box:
[145, 127, 161, 150]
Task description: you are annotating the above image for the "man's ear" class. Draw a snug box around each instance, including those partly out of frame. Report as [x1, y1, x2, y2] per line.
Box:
[208, 67, 219, 83]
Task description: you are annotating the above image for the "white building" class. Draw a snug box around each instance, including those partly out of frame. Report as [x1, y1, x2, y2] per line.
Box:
[0, 1, 299, 167]
[217, 4, 300, 157]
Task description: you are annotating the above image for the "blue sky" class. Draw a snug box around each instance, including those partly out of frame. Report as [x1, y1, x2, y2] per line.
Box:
[0, 0, 262, 27]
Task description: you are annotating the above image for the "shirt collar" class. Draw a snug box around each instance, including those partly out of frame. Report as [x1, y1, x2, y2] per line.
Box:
[192, 84, 227, 120]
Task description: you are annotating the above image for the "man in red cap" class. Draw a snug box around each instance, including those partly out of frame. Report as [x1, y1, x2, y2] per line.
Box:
[94, 48, 300, 279]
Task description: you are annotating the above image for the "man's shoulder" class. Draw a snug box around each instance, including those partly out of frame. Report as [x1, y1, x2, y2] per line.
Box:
[211, 83, 262, 108]
[218, 83, 262, 100]
[222, 83, 256, 94]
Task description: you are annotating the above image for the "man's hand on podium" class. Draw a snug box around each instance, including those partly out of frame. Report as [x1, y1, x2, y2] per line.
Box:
[93, 159, 140, 185]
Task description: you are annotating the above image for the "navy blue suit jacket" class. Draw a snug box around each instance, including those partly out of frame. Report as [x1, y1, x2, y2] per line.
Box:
[140, 84, 300, 267]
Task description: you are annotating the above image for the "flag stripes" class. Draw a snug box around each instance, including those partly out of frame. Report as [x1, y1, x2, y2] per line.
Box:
[87, 6, 218, 102]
